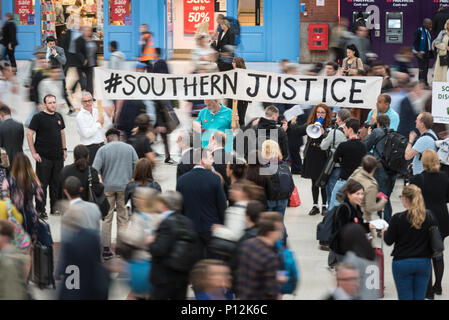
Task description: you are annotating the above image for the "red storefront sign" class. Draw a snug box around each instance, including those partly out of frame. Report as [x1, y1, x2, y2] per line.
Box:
[15, 0, 33, 23]
[184, 0, 214, 34]
[110, 0, 130, 22]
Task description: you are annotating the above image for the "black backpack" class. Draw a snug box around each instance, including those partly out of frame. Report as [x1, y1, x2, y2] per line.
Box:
[266, 161, 295, 200]
[316, 202, 349, 245]
[164, 214, 198, 273]
[374, 129, 408, 174]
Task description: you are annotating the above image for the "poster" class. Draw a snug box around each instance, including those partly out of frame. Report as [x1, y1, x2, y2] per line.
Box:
[110, 0, 130, 23]
[184, 0, 214, 34]
[432, 82, 449, 124]
[15, 0, 33, 24]
[95, 67, 383, 109]
[316, 0, 325, 6]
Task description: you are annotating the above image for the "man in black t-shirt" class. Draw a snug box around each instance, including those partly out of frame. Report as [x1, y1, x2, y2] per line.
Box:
[329, 118, 367, 210]
[27, 94, 67, 218]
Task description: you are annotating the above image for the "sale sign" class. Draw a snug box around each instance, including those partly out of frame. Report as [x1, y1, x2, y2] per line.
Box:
[184, 0, 214, 34]
[15, 0, 33, 24]
[110, 0, 130, 23]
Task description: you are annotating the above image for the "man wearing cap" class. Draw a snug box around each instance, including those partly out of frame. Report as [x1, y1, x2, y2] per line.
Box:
[193, 100, 239, 152]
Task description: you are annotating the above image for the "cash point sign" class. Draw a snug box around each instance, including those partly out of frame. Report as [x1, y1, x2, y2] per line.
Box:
[184, 0, 214, 34]
[432, 82, 449, 124]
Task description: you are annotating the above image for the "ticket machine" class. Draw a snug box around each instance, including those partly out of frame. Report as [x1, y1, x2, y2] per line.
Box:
[385, 12, 403, 44]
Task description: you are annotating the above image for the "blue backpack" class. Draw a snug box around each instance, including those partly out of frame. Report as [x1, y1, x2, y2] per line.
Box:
[276, 241, 299, 294]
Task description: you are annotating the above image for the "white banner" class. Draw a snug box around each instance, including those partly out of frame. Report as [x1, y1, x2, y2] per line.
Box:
[432, 82, 449, 124]
[94, 67, 383, 108]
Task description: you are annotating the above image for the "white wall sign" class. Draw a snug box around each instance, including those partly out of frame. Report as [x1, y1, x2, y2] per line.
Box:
[432, 82, 449, 124]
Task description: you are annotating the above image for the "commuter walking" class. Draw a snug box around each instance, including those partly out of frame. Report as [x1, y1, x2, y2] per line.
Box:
[148, 191, 198, 300]
[236, 211, 283, 300]
[139, 24, 156, 72]
[1, 13, 18, 69]
[176, 149, 227, 260]
[320, 108, 350, 207]
[76, 92, 105, 165]
[190, 259, 233, 300]
[0, 105, 23, 165]
[324, 263, 361, 300]
[27, 94, 67, 218]
[60, 145, 103, 202]
[108, 41, 126, 70]
[329, 118, 367, 210]
[92, 128, 138, 260]
[1, 153, 44, 240]
[127, 114, 156, 164]
[383, 185, 434, 300]
[176, 130, 195, 180]
[410, 150, 449, 299]
[75, 26, 97, 95]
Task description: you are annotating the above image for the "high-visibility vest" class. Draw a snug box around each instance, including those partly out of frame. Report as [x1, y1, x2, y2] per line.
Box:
[140, 33, 156, 62]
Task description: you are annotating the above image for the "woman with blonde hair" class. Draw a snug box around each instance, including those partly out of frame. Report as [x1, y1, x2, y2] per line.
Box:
[260, 140, 294, 217]
[432, 19, 449, 82]
[410, 149, 449, 298]
[289, 103, 332, 216]
[383, 185, 435, 300]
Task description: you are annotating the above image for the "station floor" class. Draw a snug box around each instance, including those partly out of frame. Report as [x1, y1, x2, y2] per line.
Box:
[9, 59, 446, 300]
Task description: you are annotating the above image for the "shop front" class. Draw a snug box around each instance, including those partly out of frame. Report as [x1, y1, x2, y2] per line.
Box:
[2, 0, 174, 60]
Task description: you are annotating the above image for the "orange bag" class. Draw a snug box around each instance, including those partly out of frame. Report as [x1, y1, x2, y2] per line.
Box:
[289, 186, 301, 207]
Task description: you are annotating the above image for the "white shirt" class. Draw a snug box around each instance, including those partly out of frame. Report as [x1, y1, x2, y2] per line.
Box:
[76, 108, 105, 145]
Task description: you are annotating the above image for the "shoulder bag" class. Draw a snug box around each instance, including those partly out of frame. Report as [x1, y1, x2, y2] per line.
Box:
[427, 210, 444, 257]
[88, 167, 110, 219]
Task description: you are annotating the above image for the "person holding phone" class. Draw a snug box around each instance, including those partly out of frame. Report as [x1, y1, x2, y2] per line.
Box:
[341, 44, 364, 76]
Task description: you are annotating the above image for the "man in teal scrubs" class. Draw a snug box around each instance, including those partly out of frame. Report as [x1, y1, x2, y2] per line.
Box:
[193, 100, 239, 152]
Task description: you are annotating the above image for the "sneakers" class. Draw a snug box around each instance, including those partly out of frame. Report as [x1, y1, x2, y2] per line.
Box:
[308, 206, 320, 216]
[102, 248, 114, 261]
[40, 212, 48, 220]
[433, 285, 442, 296]
[67, 108, 76, 116]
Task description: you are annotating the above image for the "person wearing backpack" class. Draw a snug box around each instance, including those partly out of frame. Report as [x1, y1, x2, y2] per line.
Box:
[405, 112, 438, 175]
[261, 140, 294, 216]
[365, 94, 400, 131]
[364, 115, 396, 222]
[148, 191, 198, 300]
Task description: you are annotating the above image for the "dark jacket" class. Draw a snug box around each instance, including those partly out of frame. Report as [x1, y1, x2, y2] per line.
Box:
[433, 9, 449, 37]
[176, 148, 195, 180]
[0, 118, 23, 165]
[29, 69, 47, 104]
[212, 148, 232, 188]
[330, 199, 370, 255]
[75, 36, 97, 68]
[176, 168, 227, 234]
[256, 117, 289, 160]
[410, 171, 449, 239]
[214, 30, 235, 53]
[149, 211, 197, 285]
[116, 100, 147, 139]
[60, 164, 104, 201]
[47, 46, 67, 69]
[153, 59, 169, 74]
[1, 20, 17, 47]
[124, 179, 162, 211]
[397, 95, 418, 138]
[60, 29, 79, 68]
[413, 27, 433, 58]
[58, 228, 110, 300]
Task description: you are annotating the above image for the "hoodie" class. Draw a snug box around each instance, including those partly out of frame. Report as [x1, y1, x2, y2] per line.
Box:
[109, 50, 126, 70]
[256, 117, 289, 160]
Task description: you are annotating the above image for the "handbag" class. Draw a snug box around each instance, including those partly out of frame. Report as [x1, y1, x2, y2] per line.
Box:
[288, 186, 301, 207]
[440, 52, 449, 67]
[315, 128, 340, 188]
[427, 210, 444, 257]
[159, 100, 180, 134]
[6, 198, 31, 250]
[88, 167, 110, 219]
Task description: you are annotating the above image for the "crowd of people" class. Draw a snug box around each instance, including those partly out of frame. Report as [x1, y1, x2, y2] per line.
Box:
[0, 11, 448, 302]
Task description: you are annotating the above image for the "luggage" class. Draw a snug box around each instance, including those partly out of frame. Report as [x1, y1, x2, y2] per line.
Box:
[374, 247, 384, 299]
[288, 186, 301, 207]
[31, 241, 56, 289]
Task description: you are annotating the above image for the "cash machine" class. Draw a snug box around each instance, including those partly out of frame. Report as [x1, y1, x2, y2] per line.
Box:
[385, 12, 403, 44]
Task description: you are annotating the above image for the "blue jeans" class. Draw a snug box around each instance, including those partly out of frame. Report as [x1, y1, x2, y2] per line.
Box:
[329, 179, 347, 211]
[374, 167, 396, 223]
[267, 199, 289, 244]
[326, 168, 341, 207]
[392, 258, 431, 300]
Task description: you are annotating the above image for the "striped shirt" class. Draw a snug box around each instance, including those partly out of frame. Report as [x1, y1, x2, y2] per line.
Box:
[236, 237, 281, 300]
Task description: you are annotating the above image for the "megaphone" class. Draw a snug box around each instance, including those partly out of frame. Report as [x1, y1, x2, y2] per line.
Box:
[306, 117, 324, 139]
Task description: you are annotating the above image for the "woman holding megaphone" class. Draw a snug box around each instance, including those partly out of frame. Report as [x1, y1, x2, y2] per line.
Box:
[289, 104, 332, 216]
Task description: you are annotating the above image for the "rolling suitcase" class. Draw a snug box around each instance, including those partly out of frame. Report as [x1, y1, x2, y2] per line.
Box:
[31, 241, 56, 289]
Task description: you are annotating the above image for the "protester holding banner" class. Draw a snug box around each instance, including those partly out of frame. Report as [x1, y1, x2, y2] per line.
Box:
[290, 104, 332, 216]
[193, 99, 239, 152]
